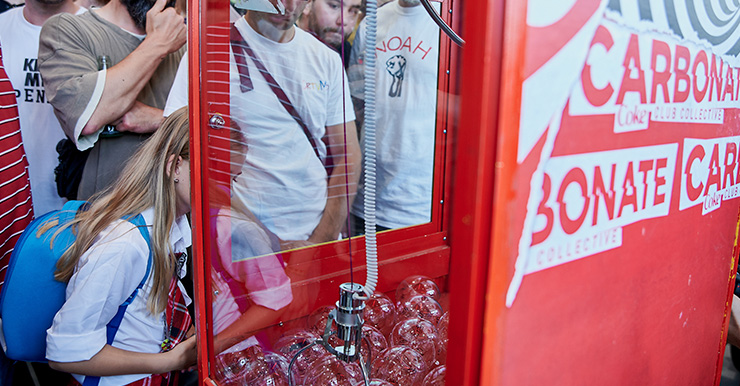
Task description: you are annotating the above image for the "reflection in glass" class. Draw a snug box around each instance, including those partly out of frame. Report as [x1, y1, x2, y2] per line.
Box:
[209, 125, 293, 355]
[197, 0, 451, 383]
[348, 0, 442, 234]
[228, 0, 359, 251]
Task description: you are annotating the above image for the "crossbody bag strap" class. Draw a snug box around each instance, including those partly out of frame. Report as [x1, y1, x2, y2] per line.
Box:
[229, 24, 324, 164]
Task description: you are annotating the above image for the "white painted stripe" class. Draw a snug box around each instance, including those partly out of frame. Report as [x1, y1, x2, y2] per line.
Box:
[0, 142, 22, 158]
[0, 128, 20, 142]
[0, 226, 30, 259]
[0, 116, 19, 126]
[0, 206, 32, 238]
[0, 154, 27, 173]
[0, 184, 30, 207]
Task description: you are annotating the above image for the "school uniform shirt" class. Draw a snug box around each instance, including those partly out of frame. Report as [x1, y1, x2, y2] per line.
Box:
[0, 6, 85, 215]
[46, 208, 192, 386]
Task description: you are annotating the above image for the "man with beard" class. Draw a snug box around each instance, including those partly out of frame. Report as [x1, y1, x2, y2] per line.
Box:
[38, 0, 185, 199]
[166, 0, 359, 250]
[0, 0, 82, 216]
[297, 0, 363, 66]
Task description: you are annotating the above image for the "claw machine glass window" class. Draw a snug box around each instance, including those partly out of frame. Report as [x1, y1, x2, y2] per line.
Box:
[185, 0, 462, 384]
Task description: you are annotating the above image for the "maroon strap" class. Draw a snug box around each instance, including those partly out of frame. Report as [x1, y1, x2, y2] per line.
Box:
[229, 24, 325, 164]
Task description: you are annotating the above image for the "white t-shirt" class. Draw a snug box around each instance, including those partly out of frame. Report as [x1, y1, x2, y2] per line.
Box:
[46, 208, 192, 386]
[348, 2, 440, 229]
[0, 7, 84, 216]
[165, 17, 354, 240]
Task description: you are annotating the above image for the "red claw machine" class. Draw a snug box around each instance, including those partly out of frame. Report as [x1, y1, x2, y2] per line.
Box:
[186, 0, 740, 384]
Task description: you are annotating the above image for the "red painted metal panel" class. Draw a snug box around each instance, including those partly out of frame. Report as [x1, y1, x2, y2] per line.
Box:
[189, 0, 740, 385]
[187, 0, 209, 378]
[445, 0, 506, 385]
[476, 1, 740, 385]
[188, 0, 231, 382]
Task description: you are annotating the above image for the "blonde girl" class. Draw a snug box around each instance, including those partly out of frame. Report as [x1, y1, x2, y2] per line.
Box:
[46, 106, 196, 386]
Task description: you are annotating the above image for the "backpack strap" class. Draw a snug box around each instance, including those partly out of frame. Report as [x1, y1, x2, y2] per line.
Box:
[82, 213, 152, 386]
[58, 200, 90, 224]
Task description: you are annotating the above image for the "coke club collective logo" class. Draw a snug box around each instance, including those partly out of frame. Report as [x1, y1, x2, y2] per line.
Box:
[570, 18, 735, 132]
[507, 13, 740, 306]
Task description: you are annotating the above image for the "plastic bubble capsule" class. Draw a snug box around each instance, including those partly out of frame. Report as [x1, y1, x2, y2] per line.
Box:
[307, 305, 336, 335]
[364, 292, 397, 336]
[422, 365, 446, 386]
[373, 345, 428, 386]
[390, 317, 439, 369]
[214, 343, 265, 386]
[395, 275, 441, 305]
[397, 294, 444, 325]
[437, 311, 449, 342]
[273, 329, 330, 384]
[244, 351, 290, 386]
[304, 354, 356, 386]
[369, 379, 395, 386]
[361, 324, 389, 363]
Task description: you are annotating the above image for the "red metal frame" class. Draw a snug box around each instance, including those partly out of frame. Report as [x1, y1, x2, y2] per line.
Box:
[187, 0, 208, 378]
[445, 0, 506, 385]
[479, 1, 526, 385]
[188, 0, 231, 381]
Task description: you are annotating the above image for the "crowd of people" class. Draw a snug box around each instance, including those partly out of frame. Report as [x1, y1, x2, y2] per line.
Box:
[0, 0, 441, 383]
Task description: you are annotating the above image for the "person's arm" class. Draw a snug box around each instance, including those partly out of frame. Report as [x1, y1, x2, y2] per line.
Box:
[351, 97, 364, 130]
[109, 101, 166, 133]
[308, 120, 361, 243]
[80, 0, 185, 135]
[49, 336, 196, 376]
[213, 305, 286, 354]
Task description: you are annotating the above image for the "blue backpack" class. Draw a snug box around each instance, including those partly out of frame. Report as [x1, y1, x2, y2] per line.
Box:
[0, 200, 152, 369]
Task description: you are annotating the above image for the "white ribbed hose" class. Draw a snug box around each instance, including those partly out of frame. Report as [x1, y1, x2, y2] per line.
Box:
[361, 0, 378, 297]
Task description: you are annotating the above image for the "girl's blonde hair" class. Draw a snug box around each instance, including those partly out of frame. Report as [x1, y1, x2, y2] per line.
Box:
[55, 106, 191, 315]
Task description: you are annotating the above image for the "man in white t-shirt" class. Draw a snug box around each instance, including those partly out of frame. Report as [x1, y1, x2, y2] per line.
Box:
[0, 0, 82, 215]
[348, 0, 440, 233]
[165, 0, 360, 249]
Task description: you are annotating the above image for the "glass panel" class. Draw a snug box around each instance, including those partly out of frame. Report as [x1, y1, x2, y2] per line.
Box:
[347, 0, 442, 235]
[194, 0, 457, 384]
